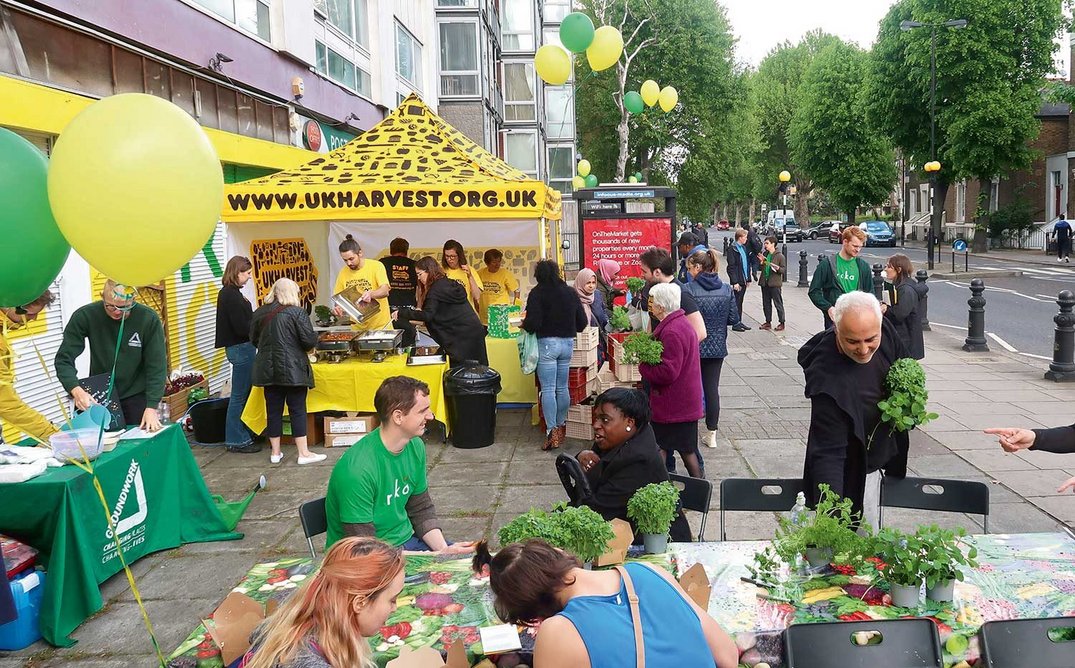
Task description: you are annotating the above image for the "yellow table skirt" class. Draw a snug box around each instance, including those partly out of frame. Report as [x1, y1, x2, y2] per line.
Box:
[485, 336, 537, 404]
[242, 354, 449, 434]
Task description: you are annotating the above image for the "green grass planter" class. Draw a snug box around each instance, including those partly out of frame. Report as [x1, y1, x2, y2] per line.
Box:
[627, 482, 680, 554]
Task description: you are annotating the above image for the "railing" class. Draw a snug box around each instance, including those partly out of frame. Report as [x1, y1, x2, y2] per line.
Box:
[991, 222, 1049, 251]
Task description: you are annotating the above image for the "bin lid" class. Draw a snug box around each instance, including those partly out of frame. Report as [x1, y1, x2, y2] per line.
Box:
[443, 363, 502, 394]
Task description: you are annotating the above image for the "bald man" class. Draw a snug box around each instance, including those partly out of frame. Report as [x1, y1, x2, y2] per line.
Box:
[797, 291, 910, 527]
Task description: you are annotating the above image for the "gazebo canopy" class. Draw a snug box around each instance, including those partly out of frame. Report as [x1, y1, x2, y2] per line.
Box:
[222, 94, 561, 222]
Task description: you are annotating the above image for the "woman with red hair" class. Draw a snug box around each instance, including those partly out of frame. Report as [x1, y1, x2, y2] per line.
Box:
[241, 537, 405, 668]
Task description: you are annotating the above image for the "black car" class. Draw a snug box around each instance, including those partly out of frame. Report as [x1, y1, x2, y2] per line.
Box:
[774, 222, 804, 242]
[805, 222, 833, 240]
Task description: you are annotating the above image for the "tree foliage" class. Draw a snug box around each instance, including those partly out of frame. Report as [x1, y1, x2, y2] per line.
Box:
[789, 41, 896, 223]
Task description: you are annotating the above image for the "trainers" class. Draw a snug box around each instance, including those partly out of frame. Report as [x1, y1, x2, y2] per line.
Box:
[270, 453, 283, 464]
[775, 323, 785, 332]
[704, 429, 719, 448]
[732, 324, 751, 332]
[227, 442, 263, 454]
[759, 322, 772, 330]
[297, 453, 327, 465]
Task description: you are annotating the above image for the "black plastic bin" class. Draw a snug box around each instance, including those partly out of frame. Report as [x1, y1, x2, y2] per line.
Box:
[443, 363, 501, 448]
[189, 398, 229, 445]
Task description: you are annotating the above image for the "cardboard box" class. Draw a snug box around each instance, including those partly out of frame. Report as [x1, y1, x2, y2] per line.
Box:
[204, 592, 280, 666]
[594, 518, 635, 567]
[678, 563, 712, 609]
[323, 413, 379, 447]
[281, 413, 325, 446]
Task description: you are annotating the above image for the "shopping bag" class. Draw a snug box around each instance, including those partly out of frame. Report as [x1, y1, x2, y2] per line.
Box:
[517, 331, 538, 375]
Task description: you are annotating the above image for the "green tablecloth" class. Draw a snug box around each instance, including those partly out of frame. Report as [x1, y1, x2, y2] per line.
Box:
[0, 425, 241, 646]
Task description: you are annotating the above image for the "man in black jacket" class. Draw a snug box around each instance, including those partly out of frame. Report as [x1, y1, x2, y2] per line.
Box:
[725, 228, 751, 332]
[798, 291, 909, 527]
[984, 423, 1075, 493]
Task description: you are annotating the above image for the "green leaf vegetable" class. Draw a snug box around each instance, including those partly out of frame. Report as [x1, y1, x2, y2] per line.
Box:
[497, 505, 614, 564]
[626, 277, 645, 294]
[622, 332, 664, 366]
[915, 524, 978, 589]
[313, 304, 337, 325]
[773, 484, 869, 566]
[609, 305, 631, 332]
[872, 527, 924, 587]
[626, 482, 680, 536]
[870, 358, 938, 449]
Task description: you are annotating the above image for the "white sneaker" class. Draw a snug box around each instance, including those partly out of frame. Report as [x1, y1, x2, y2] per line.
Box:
[704, 429, 719, 448]
[270, 453, 283, 464]
[297, 453, 327, 465]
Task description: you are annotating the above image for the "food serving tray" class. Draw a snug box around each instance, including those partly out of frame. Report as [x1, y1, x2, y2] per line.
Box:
[407, 354, 446, 366]
[354, 329, 403, 351]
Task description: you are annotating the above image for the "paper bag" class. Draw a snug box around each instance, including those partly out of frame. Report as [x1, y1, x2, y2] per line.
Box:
[678, 563, 711, 609]
[594, 518, 634, 567]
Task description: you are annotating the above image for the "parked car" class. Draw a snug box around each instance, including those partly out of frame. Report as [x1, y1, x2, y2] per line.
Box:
[860, 220, 896, 247]
[806, 222, 834, 240]
[827, 221, 855, 243]
[716, 219, 730, 230]
[773, 220, 804, 242]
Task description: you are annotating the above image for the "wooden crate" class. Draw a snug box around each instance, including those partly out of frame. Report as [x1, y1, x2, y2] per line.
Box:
[565, 419, 594, 441]
[162, 379, 207, 418]
[570, 346, 598, 368]
[614, 361, 642, 383]
[568, 362, 598, 386]
[574, 326, 599, 351]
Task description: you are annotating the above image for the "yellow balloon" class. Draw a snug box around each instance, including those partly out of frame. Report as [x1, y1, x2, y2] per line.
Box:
[641, 80, 661, 107]
[577, 159, 592, 178]
[586, 26, 624, 72]
[48, 94, 223, 286]
[658, 86, 679, 112]
[535, 44, 571, 86]
[572, 175, 586, 189]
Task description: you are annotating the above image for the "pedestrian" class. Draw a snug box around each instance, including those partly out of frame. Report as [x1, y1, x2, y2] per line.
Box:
[251, 278, 326, 466]
[477, 248, 520, 325]
[393, 257, 488, 368]
[676, 232, 709, 283]
[521, 259, 588, 450]
[798, 292, 909, 528]
[746, 225, 763, 281]
[882, 254, 924, 360]
[685, 249, 739, 449]
[639, 283, 705, 478]
[333, 235, 392, 331]
[724, 229, 752, 332]
[593, 258, 624, 312]
[214, 256, 261, 453]
[757, 236, 786, 332]
[574, 268, 609, 367]
[442, 239, 482, 313]
[639, 247, 707, 340]
[0, 291, 59, 443]
[808, 226, 872, 330]
[379, 237, 418, 347]
[1054, 213, 1072, 262]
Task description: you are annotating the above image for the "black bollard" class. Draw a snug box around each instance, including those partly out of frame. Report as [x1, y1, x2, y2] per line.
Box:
[962, 278, 989, 352]
[723, 236, 729, 255]
[797, 250, 809, 288]
[872, 264, 884, 301]
[915, 270, 931, 331]
[782, 242, 789, 267]
[1044, 290, 1075, 382]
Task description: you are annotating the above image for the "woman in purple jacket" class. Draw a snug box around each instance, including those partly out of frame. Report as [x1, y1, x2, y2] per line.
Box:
[639, 282, 705, 478]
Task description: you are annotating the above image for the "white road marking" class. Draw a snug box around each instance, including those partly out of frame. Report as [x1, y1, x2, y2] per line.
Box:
[1020, 352, 1053, 361]
[930, 322, 964, 330]
[987, 332, 1018, 352]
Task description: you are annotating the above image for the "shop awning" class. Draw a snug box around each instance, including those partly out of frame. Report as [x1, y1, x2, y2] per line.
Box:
[222, 94, 561, 222]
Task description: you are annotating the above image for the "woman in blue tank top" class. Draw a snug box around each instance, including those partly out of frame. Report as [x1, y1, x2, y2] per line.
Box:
[473, 539, 738, 668]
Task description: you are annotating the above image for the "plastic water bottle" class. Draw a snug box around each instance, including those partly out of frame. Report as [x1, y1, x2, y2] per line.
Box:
[157, 400, 170, 424]
[787, 491, 809, 526]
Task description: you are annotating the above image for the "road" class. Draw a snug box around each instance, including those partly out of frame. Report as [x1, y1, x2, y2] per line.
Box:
[707, 230, 1070, 360]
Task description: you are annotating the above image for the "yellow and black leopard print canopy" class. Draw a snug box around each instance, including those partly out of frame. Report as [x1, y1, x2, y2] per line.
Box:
[223, 94, 561, 223]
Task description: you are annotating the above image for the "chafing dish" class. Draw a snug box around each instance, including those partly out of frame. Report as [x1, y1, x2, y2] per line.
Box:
[353, 329, 403, 351]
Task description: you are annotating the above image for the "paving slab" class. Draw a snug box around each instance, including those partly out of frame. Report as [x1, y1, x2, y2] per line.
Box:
[1025, 496, 1075, 523]
[496, 484, 568, 514]
[956, 449, 1040, 472]
[427, 461, 509, 487]
[989, 469, 1075, 498]
[985, 501, 1063, 534]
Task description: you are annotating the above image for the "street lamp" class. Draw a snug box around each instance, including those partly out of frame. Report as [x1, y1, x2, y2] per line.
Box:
[778, 170, 792, 247]
[900, 17, 968, 270]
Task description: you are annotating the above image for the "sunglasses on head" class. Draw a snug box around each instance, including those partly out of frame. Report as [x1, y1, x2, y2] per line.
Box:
[14, 306, 27, 315]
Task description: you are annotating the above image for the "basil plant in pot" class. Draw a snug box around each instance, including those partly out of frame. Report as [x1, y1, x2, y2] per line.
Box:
[874, 527, 925, 608]
[774, 485, 866, 569]
[497, 505, 614, 566]
[627, 482, 680, 554]
[917, 525, 978, 603]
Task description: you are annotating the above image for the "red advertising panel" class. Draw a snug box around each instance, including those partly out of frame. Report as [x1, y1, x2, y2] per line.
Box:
[582, 218, 673, 291]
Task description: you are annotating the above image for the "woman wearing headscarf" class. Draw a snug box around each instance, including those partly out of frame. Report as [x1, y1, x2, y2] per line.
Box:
[574, 268, 608, 368]
[594, 259, 624, 312]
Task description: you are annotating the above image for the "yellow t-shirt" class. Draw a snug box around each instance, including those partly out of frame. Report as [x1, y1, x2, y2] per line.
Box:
[445, 267, 478, 313]
[477, 267, 519, 324]
[334, 261, 391, 330]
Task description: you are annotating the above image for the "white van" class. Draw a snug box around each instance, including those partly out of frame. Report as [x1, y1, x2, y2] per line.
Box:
[766, 209, 795, 227]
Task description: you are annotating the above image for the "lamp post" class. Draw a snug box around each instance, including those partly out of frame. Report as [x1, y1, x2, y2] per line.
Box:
[778, 170, 791, 242]
[900, 18, 968, 270]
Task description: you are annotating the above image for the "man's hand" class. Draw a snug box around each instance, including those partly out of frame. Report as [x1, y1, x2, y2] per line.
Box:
[71, 387, 96, 411]
[440, 541, 477, 555]
[983, 427, 1036, 452]
[827, 306, 836, 322]
[358, 290, 372, 303]
[578, 451, 600, 472]
[880, 303, 888, 314]
[391, 309, 399, 322]
[733, 284, 741, 292]
[1058, 475, 1075, 493]
[333, 305, 344, 318]
[141, 407, 162, 433]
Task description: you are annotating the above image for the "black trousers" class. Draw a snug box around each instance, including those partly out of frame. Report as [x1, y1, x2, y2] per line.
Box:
[733, 284, 747, 319]
[761, 285, 785, 324]
[1058, 237, 1071, 259]
[700, 358, 724, 430]
[120, 394, 148, 427]
[264, 385, 309, 438]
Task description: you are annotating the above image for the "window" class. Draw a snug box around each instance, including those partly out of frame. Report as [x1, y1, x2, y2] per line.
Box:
[437, 0, 478, 5]
[314, 0, 369, 47]
[502, 0, 535, 51]
[503, 62, 536, 121]
[548, 145, 575, 193]
[544, 0, 571, 22]
[396, 22, 423, 89]
[439, 21, 479, 96]
[504, 131, 538, 177]
[545, 87, 574, 139]
[316, 40, 372, 97]
[191, 0, 270, 40]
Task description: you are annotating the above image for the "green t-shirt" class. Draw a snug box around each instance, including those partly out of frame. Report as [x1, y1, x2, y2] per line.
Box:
[835, 255, 860, 294]
[324, 428, 428, 548]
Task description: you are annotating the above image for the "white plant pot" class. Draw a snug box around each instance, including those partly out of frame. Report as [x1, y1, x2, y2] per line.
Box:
[803, 547, 833, 568]
[926, 579, 955, 602]
[642, 533, 668, 554]
[889, 581, 922, 608]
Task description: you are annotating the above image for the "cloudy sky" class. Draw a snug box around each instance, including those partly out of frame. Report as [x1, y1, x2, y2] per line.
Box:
[723, 0, 1070, 77]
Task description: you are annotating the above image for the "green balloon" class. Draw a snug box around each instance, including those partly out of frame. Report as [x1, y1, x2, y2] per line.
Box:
[635, 171, 644, 181]
[624, 91, 645, 114]
[584, 174, 599, 188]
[0, 129, 70, 307]
[628, 176, 638, 183]
[560, 12, 596, 53]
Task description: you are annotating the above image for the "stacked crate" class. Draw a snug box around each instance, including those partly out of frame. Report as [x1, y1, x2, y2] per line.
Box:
[607, 333, 642, 383]
[565, 327, 600, 439]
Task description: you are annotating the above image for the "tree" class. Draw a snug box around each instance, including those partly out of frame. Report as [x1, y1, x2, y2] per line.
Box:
[789, 41, 896, 224]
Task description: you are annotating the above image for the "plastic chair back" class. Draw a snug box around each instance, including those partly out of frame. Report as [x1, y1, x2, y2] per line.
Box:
[555, 454, 593, 507]
[299, 497, 327, 559]
[979, 617, 1075, 667]
[785, 618, 943, 668]
[668, 473, 712, 541]
[880, 476, 990, 532]
[719, 478, 804, 540]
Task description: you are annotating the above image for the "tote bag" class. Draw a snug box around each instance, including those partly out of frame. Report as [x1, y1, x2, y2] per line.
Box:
[517, 330, 538, 374]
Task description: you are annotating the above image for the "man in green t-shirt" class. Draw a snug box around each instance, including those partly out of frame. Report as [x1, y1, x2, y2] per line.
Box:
[325, 376, 474, 553]
[808, 226, 873, 330]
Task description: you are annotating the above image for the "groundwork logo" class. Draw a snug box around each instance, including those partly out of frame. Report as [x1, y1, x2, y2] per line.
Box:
[102, 460, 148, 564]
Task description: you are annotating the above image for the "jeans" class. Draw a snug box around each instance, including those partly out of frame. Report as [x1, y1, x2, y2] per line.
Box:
[225, 342, 256, 446]
[402, 535, 433, 551]
[537, 336, 574, 434]
[761, 286, 785, 324]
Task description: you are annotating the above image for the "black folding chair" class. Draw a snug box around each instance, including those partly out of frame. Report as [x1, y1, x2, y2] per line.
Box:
[979, 617, 1075, 667]
[299, 497, 327, 559]
[668, 473, 712, 541]
[718, 478, 805, 541]
[785, 618, 943, 668]
[879, 476, 990, 533]
[555, 454, 593, 507]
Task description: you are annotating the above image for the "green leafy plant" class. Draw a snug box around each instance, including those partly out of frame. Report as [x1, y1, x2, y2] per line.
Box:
[873, 527, 924, 586]
[626, 277, 645, 293]
[313, 304, 337, 325]
[497, 505, 614, 564]
[748, 546, 782, 584]
[626, 482, 680, 536]
[621, 332, 664, 365]
[916, 525, 978, 589]
[870, 358, 938, 449]
[497, 508, 567, 548]
[609, 305, 631, 332]
[774, 485, 868, 565]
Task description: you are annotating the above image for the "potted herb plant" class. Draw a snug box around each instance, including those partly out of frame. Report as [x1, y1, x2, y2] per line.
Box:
[621, 332, 664, 366]
[774, 485, 866, 569]
[874, 527, 924, 608]
[496, 505, 614, 566]
[917, 525, 978, 602]
[497, 508, 567, 548]
[627, 482, 681, 554]
[609, 306, 632, 333]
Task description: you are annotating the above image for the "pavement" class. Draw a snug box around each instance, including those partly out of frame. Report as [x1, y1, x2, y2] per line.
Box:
[4, 269, 1075, 667]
